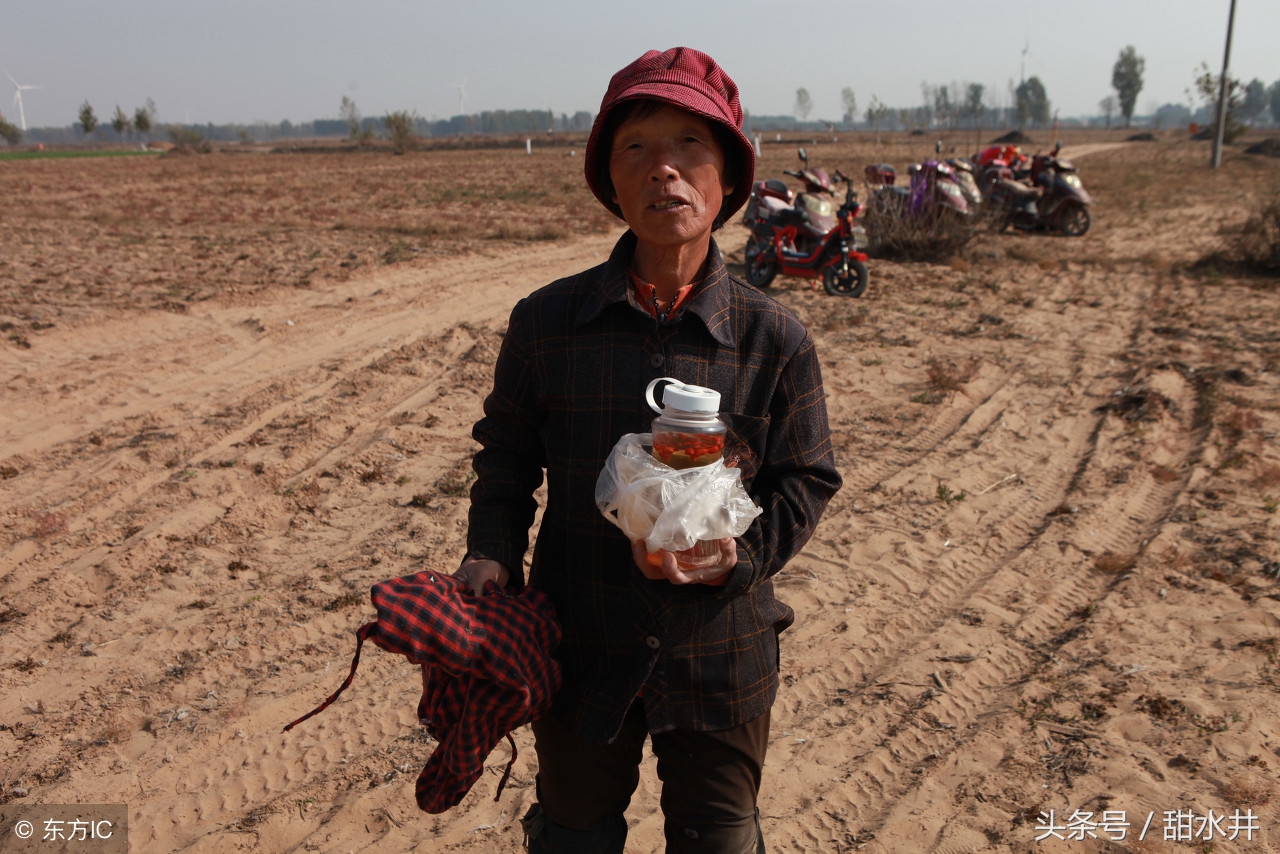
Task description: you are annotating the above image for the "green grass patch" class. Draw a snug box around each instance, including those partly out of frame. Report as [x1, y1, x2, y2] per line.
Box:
[0, 149, 163, 161]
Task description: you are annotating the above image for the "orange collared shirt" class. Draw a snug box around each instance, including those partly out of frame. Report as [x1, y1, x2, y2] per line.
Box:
[631, 274, 694, 322]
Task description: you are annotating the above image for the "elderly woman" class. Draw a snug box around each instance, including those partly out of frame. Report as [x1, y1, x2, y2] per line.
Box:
[455, 47, 841, 854]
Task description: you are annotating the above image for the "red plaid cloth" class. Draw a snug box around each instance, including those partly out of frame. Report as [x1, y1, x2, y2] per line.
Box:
[284, 570, 561, 813]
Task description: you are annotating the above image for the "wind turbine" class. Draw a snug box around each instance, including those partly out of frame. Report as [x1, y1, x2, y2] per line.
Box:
[450, 79, 468, 117]
[5, 70, 42, 131]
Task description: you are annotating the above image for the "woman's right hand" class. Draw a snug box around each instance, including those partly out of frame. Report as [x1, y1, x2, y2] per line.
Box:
[453, 557, 510, 596]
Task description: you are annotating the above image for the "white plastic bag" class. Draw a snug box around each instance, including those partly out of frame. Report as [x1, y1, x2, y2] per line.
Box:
[595, 433, 762, 554]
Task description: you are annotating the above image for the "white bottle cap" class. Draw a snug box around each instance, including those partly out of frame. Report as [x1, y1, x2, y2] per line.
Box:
[646, 377, 720, 414]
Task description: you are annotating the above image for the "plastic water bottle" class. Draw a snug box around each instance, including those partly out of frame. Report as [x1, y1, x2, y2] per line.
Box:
[644, 377, 728, 570]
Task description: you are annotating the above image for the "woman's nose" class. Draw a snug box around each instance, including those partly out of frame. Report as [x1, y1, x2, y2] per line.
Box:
[647, 144, 678, 181]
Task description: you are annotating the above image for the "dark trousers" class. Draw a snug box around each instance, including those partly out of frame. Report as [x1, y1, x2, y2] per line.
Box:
[524, 702, 769, 854]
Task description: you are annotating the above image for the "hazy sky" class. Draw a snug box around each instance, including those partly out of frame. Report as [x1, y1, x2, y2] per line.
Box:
[4, 0, 1277, 130]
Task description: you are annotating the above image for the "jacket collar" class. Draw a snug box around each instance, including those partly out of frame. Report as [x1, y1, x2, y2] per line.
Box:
[576, 230, 737, 349]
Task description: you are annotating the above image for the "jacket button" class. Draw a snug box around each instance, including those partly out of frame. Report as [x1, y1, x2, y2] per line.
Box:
[649, 353, 664, 368]
[645, 636, 660, 649]
[683, 828, 700, 839]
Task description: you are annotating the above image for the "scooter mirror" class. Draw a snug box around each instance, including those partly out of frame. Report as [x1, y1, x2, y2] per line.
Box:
[797, 147, 808, 164]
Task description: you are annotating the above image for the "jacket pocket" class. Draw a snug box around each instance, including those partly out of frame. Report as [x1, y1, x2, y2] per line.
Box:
[720, 412, 770, 489]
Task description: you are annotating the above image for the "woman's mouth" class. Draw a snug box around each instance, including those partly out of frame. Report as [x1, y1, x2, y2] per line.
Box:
[651, 199, 686, 210]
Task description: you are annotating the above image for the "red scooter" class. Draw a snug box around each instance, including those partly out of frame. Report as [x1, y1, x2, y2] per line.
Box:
[973, 144, 1029, 198]
[742, 148, 837, 257]
[742, 166, 869, 297]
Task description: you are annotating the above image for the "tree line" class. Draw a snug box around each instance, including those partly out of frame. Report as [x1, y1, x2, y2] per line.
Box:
[1, 95, 595, 148]
[773, 46, 1279, 137]
[322, 96, 594, 141]
[771, 77, 1049, 136]
[7, 53, 1280, 149]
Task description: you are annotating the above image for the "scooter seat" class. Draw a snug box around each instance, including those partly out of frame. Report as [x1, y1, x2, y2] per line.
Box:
[997, 179, 1042, 199]
[798, 215, 833, 240]
[864, 163, 896, 186]
[758, 196, 791, 217]
[769, 208, 810, 228]
[761, 178, 791, 199]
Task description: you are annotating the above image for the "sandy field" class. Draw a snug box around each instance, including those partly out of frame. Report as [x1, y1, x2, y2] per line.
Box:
[2, 130, 1280, 853]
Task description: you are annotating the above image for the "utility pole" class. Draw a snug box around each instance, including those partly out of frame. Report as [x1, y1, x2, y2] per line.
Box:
[1211, 0, 1237, 169]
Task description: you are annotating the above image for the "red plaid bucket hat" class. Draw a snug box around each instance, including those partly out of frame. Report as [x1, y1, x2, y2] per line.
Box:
[284, 571, 561, 813]
[584, 46, 756, 222]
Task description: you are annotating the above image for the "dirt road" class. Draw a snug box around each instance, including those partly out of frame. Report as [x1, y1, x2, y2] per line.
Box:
[2, 141, 1278, 853]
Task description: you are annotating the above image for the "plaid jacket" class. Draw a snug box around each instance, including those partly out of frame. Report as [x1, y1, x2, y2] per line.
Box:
[284, 571, 561, 813]
[468, 231, 841, 743]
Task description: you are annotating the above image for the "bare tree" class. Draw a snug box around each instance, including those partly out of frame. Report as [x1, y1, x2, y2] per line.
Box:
[111, 104, 132, 140]
[1099, 95, 1117, 129]
[965, 83, 985, 129]
[79, 101, 98, 137]
[840, 87, 857, 127]
[1191, 62, 1244, 142]
[383, 110, 417, 155]
[865, 95, 890, 144]
[794, 88, 813, 124]
[133, 98, 156, 143]
[918, 82, 935, 129]
[933, 84, 954, 129]
[340, 95, 362, 139]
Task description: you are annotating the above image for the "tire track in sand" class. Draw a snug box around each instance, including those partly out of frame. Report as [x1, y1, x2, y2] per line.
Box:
[763, 267, 1206, 852]
[0, 234, 619, 853]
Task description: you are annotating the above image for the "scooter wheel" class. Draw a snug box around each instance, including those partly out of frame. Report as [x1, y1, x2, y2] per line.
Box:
[1057, 205, 1091, 237]
[744, 241, 778, 289]
[823, 259, 869, 297]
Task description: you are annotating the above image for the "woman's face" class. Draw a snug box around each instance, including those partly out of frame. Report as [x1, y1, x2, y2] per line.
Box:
[608, 104, 733, 253]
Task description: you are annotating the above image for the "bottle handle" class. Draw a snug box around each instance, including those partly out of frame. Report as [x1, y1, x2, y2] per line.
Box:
[645, 376, 681, 415]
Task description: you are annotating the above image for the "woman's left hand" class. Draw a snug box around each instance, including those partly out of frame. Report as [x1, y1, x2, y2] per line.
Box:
[631, 537, 737, 585]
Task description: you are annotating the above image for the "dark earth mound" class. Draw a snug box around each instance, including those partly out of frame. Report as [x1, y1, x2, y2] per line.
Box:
[1245, 138, 1280, 157]
[991, 130, 1033, 144]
